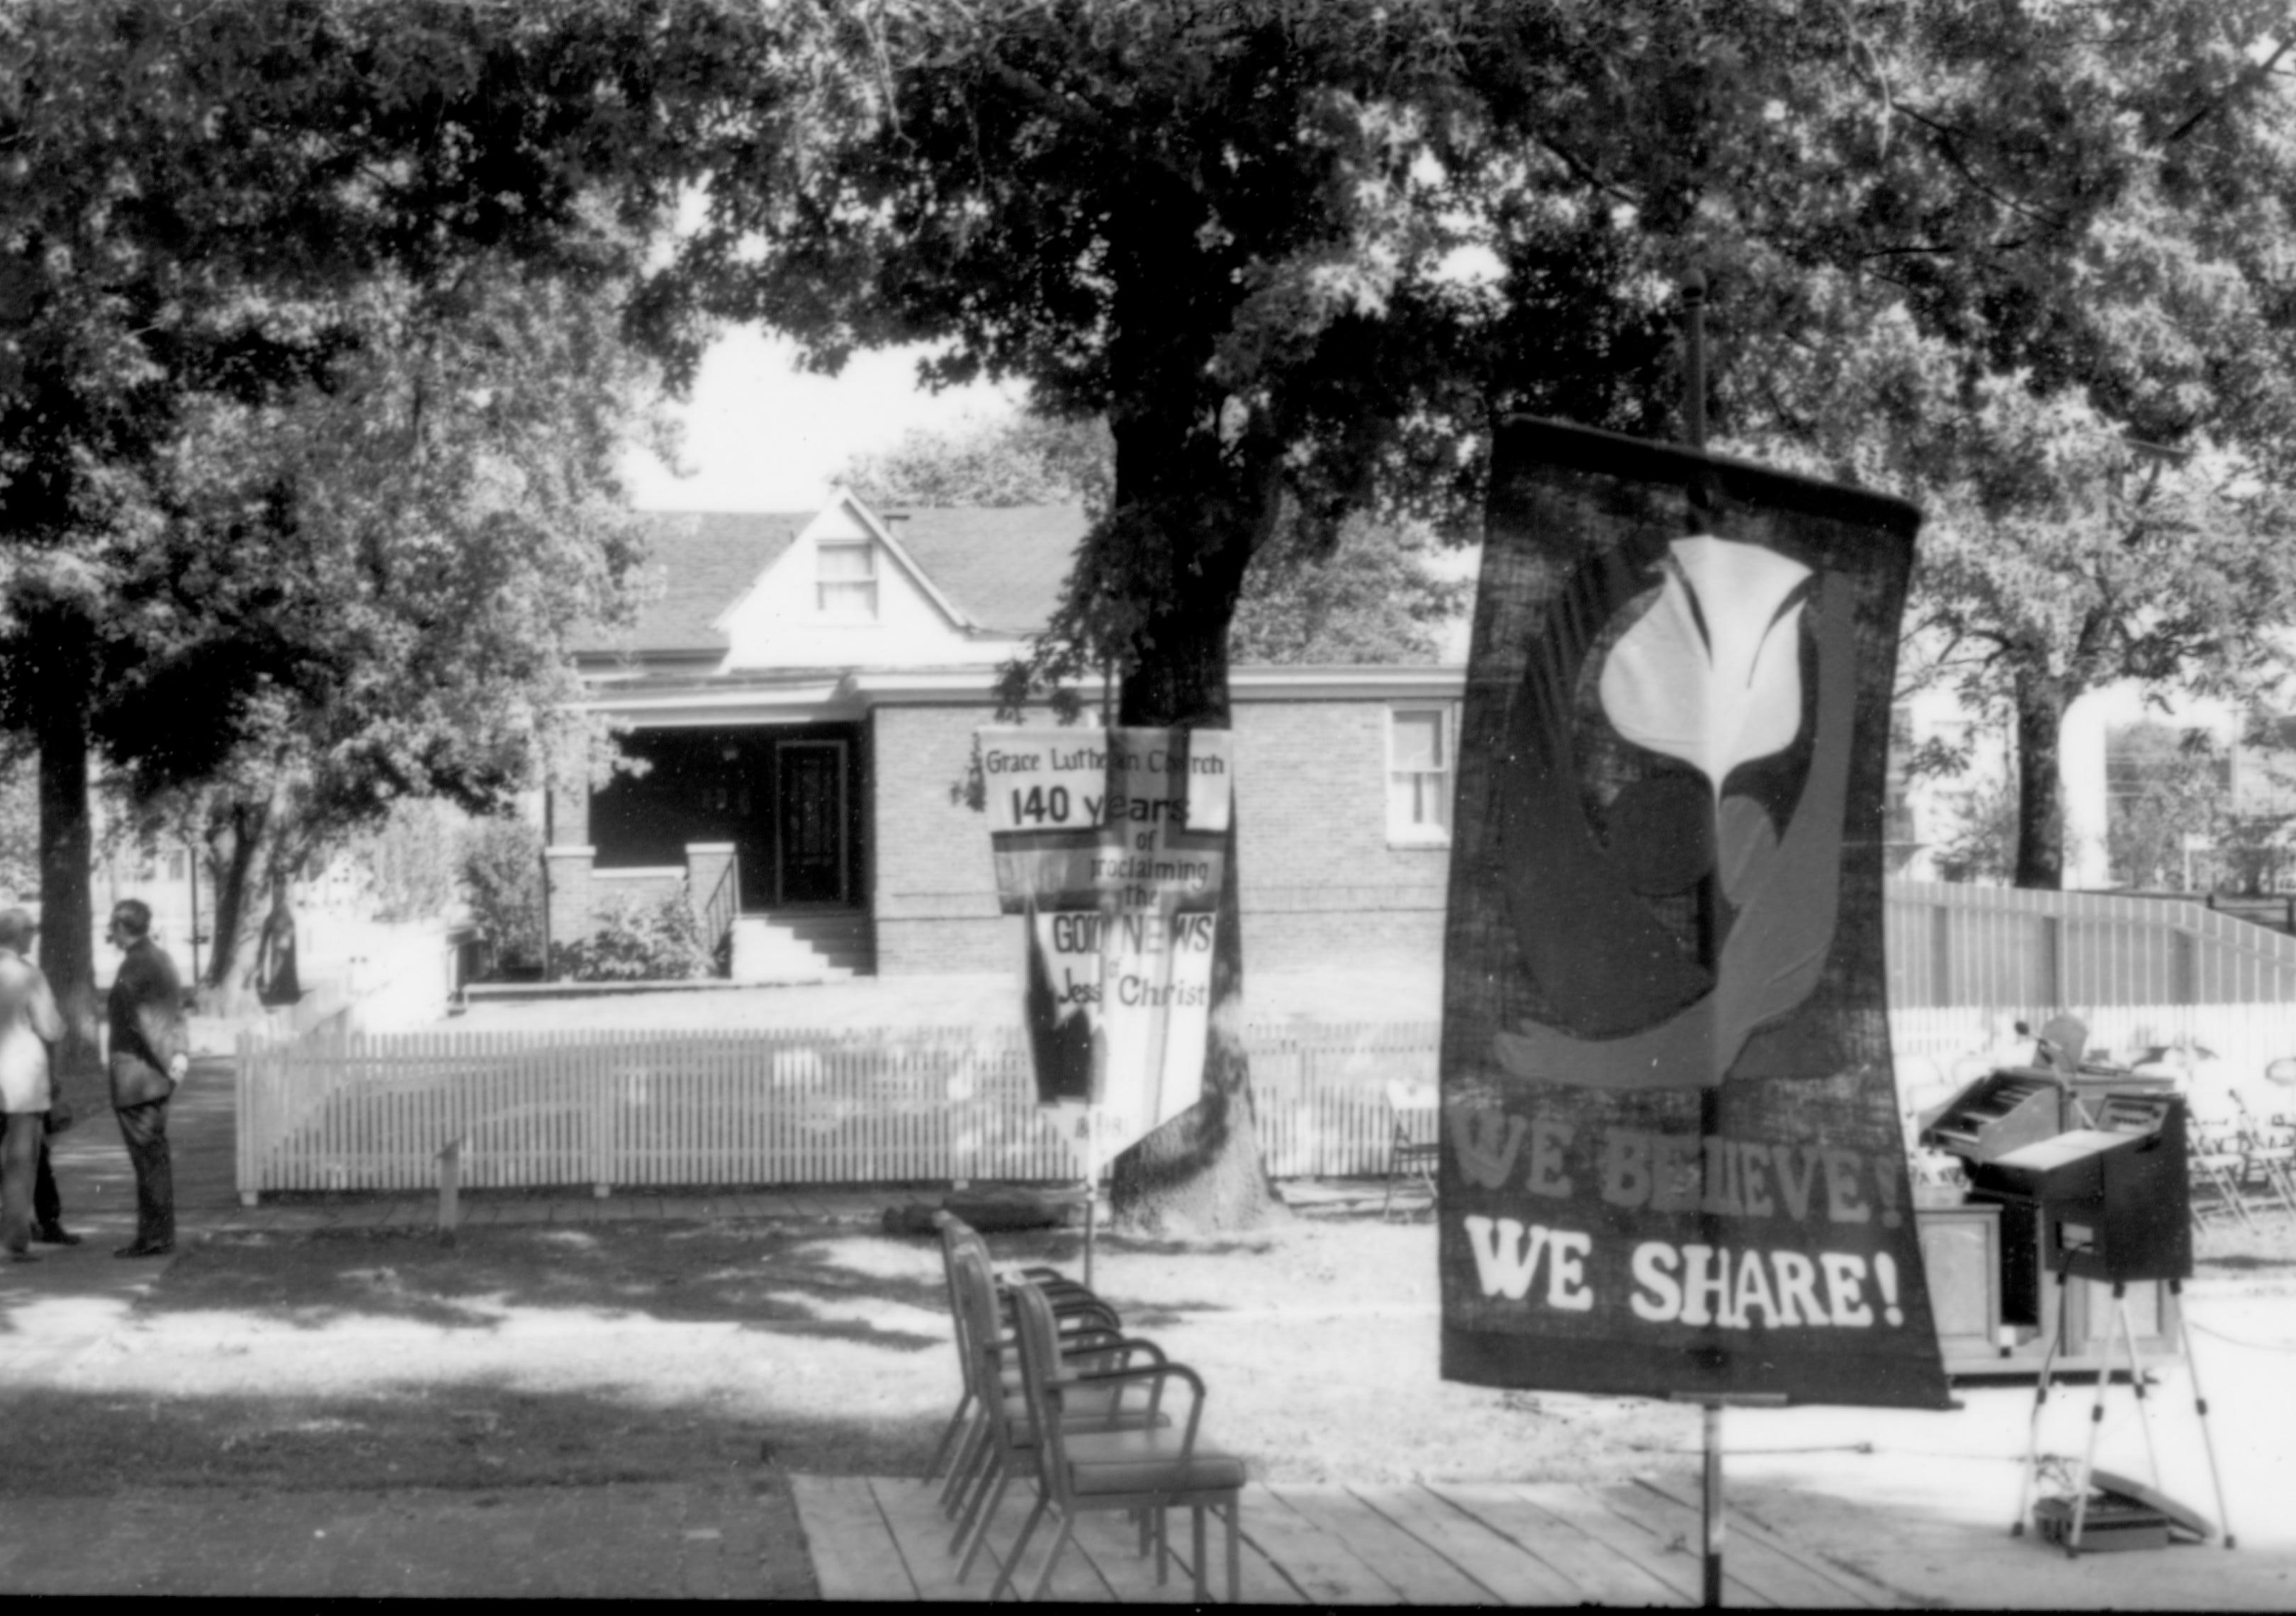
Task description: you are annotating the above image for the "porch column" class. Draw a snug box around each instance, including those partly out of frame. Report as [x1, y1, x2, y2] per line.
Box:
[544, 846, 599, 976]
[546, 773, 591, 848]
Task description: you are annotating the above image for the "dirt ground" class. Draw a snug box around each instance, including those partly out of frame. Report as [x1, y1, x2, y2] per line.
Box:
[10, 1203, 2296, 1605]
[1, 1212, 1688, 1499]
[12, 1209, 2290, 1495]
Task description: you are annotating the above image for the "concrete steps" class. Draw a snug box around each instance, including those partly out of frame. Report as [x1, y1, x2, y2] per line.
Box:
[729, 911, 873, 983]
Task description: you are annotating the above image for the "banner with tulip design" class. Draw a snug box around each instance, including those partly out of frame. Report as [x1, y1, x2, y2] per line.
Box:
[1439, 418, 1949, 1408]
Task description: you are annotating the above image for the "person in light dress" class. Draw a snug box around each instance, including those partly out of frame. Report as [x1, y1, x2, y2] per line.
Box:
[0, 907, 64, 1260]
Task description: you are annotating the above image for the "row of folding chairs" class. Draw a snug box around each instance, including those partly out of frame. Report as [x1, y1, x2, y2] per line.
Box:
[2190, 1099, 2296, 1233]
[925, 1212, 1246, 1603]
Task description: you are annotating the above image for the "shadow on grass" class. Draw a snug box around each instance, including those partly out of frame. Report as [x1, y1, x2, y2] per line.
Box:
[132, 1223, 955, 1350]
[941, 1226, 1278, 1266]
[0, 1377, 942, 1504]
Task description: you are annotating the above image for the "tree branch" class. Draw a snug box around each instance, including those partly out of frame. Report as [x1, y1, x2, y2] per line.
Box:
[1893, 101, 2061, 231]
[1532, 133, 1641, 208]
[2163, 37, 2296, 146]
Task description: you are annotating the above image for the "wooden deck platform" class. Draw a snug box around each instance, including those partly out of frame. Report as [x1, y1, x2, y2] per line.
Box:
[791, 1474, 1906, 1605]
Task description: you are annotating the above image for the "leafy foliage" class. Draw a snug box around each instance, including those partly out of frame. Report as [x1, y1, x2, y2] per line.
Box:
[460, 817, 546, 978]
[1228, 517, 1468, 666]
[843, 414, 1113, 512]
[668, 0, 1670, 732]
[344, 801, 463, 926]
[656, 0, 2296, 1216]
[0, 0, 706, 1028]
[1931, 778, 2025, 887]
[1706, 6, 2296, 885]
[0, 753, 34, 901]
[840, 415, 1465, 668]
[551, 887, 708, 983]
[2104, 724, 2229, 892]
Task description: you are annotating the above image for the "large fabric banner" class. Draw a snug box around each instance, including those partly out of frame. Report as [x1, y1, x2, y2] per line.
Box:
[979, 726, 1233, 1168]
[1441, 418, 1948, 1408]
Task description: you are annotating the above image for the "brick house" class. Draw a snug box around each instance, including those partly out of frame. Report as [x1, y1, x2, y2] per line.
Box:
[546, 489, 1462, 980]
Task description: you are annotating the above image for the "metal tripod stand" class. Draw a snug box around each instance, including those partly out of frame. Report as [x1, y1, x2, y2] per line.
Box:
[2012, 1262, 2234, 1555]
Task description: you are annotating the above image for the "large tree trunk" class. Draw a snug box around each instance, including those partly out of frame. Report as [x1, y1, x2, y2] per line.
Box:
[2012, 666, 2069, 890]
[1108, 597, 1282, 1233]
[198, 792, 274, 1012]
[1100, 381, 1287, 1228]
[1098, 181, 1287, 1232]
[33, 636, 101, 1078]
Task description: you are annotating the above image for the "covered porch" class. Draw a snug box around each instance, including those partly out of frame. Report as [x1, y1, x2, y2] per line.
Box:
[544, 716, 872, 982]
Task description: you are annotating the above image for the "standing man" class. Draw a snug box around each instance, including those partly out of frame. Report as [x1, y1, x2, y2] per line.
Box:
[0, 907, 64, 1261]
[106, 899, 188, 1259]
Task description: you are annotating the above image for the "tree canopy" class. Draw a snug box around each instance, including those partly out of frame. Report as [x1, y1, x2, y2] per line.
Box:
[840, 414, 1467, 666]
[665, 0, 1686, 1225]
[116, 259, 664, 1004]
[1699, 4, 2296, 885]
[843, 414, 1113, 512]
[650, 0, 2296, 1221]
[15, 0, 2296, 1211]
[0, 0, 711, 1056]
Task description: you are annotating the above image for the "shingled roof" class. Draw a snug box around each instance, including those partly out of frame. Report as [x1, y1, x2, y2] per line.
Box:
[881, 504, 1084, 635]
[591, 511, 808, 655]
[585, 502, 1087, 656]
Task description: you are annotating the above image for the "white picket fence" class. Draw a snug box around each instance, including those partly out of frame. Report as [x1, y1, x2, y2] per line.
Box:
[235, 1003, 2296, 1203]
[234, 1021, 1440, 1201]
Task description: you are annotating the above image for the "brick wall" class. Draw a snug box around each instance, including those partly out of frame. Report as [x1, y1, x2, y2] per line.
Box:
[870, 705, 1021, 975]
[867, 698, 1451, 976]
[1229, 700, 1448, 971]
[541, 852, 691, 960]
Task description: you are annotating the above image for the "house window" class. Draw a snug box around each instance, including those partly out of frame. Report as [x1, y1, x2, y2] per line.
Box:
[1388, 706, 1454, 843]
[816, 539, 877, 618]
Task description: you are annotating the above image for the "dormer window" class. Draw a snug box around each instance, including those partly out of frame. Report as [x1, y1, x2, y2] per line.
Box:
[816, 539, 877, 619]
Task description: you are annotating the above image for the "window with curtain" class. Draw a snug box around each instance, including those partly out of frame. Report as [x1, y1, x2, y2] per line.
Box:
[816, 539, 877, 618]
[1388, 706, 1454, 843]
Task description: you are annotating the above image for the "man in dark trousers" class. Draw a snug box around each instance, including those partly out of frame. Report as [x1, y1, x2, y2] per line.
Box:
[106, 899, 189, 1258]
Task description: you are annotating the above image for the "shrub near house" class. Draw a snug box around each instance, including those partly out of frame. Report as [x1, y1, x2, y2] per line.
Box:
[552, 888, 711, 982]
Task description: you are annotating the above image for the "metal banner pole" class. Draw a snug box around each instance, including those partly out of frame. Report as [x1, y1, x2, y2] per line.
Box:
[1082, 1108, 1100, 1293]
[1702, 1399, 1723, 1605]
[1682, 268, 1726, 1610]
[1669, 1391, 1786, 1606]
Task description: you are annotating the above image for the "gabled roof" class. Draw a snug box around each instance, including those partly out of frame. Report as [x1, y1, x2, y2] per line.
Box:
[882, 505, 1085, 636]
[583, 502, 1087, 657]
[589, 511, 809, 655]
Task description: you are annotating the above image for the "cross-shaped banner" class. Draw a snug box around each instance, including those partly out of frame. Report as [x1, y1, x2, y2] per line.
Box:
[978, 726, 1234, 1172]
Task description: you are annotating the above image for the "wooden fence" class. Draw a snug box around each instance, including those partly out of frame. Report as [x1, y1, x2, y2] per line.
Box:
[1884, 880, 2296, 1007]
[235, 1022, 1441, 1202]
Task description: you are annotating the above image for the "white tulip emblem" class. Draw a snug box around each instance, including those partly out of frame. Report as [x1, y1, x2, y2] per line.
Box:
[1598, 536, 1812, 794]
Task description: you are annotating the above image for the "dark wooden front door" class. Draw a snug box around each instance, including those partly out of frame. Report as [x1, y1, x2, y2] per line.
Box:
[775, 740, 848, 905]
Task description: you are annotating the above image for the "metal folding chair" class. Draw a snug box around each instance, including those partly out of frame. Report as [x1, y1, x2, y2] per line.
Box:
[1380, 1077, 1440, 1221]
[996, 1278, 1245, 1603]
[926, 1213, 1120, 1513]
[941, 1244, 1167, 1583]
[2188, 1109, 2261, 1233]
